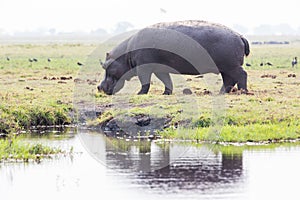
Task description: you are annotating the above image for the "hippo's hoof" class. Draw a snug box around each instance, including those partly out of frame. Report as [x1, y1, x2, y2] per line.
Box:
[137, 91, 148, 95]
[163, 90, 172, 95]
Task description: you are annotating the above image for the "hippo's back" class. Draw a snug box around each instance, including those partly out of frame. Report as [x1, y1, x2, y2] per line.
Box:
[149, 20, 241, 44]
[149, 20, 246, 70]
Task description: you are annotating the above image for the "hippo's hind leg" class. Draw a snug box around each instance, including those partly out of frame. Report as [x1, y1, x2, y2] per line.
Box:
[137, 69, 152, 95]
[154, 72, 173, 95]
[220, 72, 237, 93]
[220, 67, 248, 93]
[232, 67, 248, 92]
[223, 67, 248, 93]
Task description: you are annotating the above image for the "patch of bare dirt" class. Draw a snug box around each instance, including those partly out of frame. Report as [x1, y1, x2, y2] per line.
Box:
[261, 74, 277, 79]
[229, 88, 254, 95]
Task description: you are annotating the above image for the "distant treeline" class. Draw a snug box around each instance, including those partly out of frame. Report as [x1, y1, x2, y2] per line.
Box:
[252, 41, 290, 45]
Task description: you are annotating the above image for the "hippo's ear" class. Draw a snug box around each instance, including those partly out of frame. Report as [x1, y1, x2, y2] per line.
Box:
[99, 59, 104, 66]
[99, 59, 107, 69]
[106, 52, 109, 58]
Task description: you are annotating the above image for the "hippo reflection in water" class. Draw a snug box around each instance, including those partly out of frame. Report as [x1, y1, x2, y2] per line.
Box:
[98, 20, 250, 95]
[104, 137, 243, 190]
[80, 131, 244, 190]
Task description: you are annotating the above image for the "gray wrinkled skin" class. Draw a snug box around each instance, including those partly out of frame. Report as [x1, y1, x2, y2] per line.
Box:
[98, 20, 250, 95]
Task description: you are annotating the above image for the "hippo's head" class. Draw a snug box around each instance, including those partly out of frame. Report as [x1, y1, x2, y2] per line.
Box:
[98, 53, 127, 95]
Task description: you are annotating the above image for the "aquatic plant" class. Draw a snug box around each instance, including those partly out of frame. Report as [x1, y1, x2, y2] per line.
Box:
[0, 136, 63, 162]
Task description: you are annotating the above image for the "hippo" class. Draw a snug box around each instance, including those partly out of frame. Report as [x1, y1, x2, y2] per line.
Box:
[98, 20, 250, 95]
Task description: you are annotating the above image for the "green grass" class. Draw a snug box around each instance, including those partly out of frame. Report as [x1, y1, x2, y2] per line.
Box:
[0, 43, 96, 133]
[0, 42, 300, 143]
[1, 105, 72, 130]
[0, 136, 63, 162]
[158, 122, 300, 142]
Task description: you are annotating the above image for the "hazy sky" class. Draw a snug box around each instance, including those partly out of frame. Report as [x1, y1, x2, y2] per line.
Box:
[1, 0, 299, 33]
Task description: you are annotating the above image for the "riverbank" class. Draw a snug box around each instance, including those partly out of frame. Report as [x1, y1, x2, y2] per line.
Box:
[91, 68, 299, 142]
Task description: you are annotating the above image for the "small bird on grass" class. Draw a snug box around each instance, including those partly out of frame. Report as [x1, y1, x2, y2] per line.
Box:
[266, 62, 273, 66]
[77, 62, 84, 66]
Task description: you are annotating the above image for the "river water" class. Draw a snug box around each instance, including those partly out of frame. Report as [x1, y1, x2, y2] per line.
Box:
[1, 130, 300, 200]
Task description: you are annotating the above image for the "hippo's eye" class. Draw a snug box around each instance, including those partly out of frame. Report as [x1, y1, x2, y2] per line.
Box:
[106, 71, 116, 79]
[110, 74, 118, 80]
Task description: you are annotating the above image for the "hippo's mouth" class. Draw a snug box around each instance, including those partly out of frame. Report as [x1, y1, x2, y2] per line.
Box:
[98, 79, 124, 95]
[104, 90, 114, 95]
[97, 83, 114, 95]
[98, 86, 114, 95]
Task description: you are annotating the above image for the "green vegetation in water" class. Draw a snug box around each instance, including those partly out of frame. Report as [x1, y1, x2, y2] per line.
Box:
[0, 105, 72, 133]
[0, 137, 63, 162]
[159, 122, 300, 143]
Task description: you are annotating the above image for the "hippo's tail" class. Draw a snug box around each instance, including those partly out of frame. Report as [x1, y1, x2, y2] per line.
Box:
[241, 37, 250, 57]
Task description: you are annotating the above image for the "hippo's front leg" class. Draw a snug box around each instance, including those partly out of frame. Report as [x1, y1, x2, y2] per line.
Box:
[138, 84, 150, 95]
[137, 69, 152, 95]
